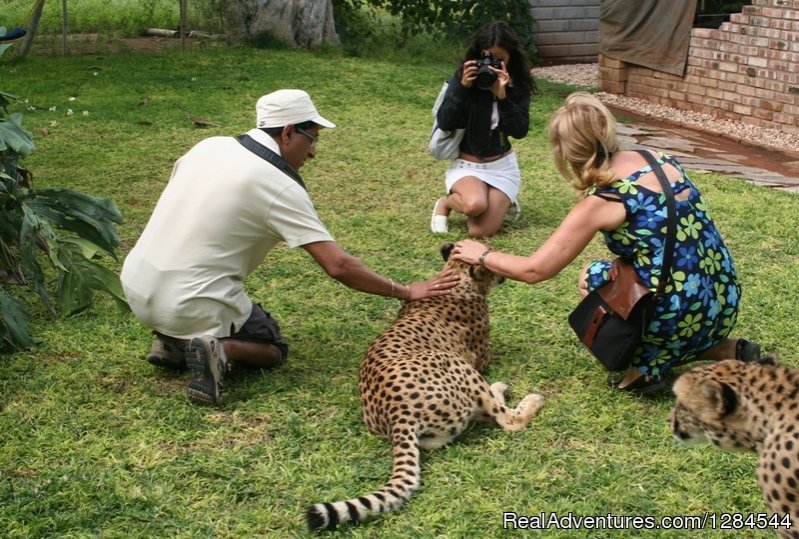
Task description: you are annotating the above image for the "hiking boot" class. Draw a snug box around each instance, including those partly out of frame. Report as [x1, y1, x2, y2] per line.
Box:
[185, 335, 229, 405]
[147, 334, 188, 370]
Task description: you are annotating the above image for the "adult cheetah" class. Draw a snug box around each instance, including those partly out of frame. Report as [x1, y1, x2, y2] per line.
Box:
[306, 243, 543, 530]
[670, 357, 798, 538]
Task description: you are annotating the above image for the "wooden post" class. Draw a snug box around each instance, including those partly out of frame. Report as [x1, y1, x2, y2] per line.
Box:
[62, 0, 69, 56]
[180, 0, 188, 52]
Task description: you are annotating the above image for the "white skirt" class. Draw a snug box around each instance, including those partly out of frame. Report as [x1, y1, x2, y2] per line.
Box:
[444, 151, 520, 202]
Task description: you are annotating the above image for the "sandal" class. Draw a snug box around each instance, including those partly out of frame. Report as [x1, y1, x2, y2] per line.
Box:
[735, 339, 761, 362]
[430, 197, 449, 234]
[503, 200, 521, 223]
[609, 374, 666, 396]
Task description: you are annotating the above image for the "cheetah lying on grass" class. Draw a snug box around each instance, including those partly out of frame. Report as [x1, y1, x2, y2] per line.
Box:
[306, 243, 543, 530]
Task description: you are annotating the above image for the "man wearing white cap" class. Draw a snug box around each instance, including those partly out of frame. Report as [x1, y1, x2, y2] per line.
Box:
[120, 89, 458, 406]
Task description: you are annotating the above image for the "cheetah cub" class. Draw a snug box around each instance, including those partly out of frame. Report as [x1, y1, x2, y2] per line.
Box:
[670, 357, 798, 538]
[306, 243, 543, 530]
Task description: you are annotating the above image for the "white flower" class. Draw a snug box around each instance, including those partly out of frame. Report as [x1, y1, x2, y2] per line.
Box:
[191, 77, 197, 81]
[50, 120, 58, 127]
[93, 72, 99, 76]
[66, 109, 74, 116]
[49, 106, 57, 112]
[68, 97, 76, 101]
[28, 106, 36, 112]
[82, 110, 89, 116]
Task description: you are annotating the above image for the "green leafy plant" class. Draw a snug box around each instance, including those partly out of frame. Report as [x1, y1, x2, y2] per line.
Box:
[332, 0, 538, 59]
[0, 34, 127, 350]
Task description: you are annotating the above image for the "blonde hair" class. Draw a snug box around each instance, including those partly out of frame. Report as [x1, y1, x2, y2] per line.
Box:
[547, 92, 621, 193]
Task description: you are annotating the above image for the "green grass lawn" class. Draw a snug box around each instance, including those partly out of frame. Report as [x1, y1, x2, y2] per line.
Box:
[1, 45, 797, 538]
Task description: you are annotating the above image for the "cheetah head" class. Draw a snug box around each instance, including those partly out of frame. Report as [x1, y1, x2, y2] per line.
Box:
[440, 242, 504, 294]
[670, 358, 777, 452]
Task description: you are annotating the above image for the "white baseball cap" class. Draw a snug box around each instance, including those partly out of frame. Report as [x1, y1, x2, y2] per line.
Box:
[255, 89, 336, 129]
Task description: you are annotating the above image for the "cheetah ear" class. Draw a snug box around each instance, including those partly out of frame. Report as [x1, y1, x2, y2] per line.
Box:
[698, 380, 739, 419]
[440, 243, 455, 261]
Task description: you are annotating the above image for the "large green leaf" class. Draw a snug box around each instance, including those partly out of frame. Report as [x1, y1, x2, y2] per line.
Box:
[0, 114, 36, 156]
[0, 90, 20, 113]
[55, 242, 130, 316]
[0, 284, 34, 349]
[19, 204, 57, 317]
[24, 189, 123, 257]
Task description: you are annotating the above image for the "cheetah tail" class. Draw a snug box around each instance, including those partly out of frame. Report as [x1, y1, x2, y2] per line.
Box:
[306, 427, 421, 531]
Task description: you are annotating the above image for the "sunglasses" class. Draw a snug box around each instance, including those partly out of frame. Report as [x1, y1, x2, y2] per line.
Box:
[296, 127, 318, 148]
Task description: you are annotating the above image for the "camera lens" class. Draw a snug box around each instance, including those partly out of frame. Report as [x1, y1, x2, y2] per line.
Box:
[476, 68, 497, 90]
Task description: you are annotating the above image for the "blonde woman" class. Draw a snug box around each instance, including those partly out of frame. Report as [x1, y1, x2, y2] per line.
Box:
[452, 92, 760, 395]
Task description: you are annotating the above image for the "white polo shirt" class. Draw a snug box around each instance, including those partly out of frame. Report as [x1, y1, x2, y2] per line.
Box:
[120, 129, 334, 339]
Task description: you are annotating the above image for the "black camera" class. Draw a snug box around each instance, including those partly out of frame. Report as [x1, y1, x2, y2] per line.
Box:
[474, 51, 502, 90]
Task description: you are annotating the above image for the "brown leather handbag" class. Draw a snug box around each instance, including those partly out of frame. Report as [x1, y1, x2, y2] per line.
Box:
[568, 258, 657, 370]
[568, 150, 677, 371]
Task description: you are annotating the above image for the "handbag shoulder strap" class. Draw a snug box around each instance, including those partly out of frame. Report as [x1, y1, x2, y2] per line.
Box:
[432, 81, 449, 117]
[236, 134, 306, 191]
[635, 149, 677, 296]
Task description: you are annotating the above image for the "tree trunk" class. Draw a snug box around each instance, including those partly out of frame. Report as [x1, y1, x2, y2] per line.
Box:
[224, 0, 340, 48]
[14, 0, 46, 60]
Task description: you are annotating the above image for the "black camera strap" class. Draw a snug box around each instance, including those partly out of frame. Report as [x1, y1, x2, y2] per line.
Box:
[236, 134, 306, 191]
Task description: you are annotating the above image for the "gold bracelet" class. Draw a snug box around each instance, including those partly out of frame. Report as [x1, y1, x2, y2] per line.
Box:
[478, 249, 493, 266]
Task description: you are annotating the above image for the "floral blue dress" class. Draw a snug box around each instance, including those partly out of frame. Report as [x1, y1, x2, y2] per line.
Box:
[585, 153, 740, 377]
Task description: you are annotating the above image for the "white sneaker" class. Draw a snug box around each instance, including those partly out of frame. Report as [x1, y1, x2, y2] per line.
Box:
[430, 197, 449, 233]
[503, 201, 521, 222]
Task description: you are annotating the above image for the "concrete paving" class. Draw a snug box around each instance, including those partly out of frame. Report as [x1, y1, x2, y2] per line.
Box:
[615, 122, 799, 194]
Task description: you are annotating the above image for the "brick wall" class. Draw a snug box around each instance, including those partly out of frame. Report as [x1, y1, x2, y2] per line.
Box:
[598, 0, 799, 133]
[531, 0, 600, 62]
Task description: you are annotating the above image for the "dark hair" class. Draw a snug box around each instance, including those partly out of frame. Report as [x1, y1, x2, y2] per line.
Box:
[261, 120, 316, 137]
[463, 20, 536, 96]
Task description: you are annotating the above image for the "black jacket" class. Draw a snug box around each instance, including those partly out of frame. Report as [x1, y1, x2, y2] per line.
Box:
[436, 70, 531, 160]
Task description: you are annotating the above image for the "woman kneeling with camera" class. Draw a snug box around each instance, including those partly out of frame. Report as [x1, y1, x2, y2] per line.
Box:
[430, 20, 536, 238]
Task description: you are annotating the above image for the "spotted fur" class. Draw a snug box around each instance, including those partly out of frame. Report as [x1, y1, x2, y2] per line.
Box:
[670, 357, 799, 538]
[306, 243, 543, 530]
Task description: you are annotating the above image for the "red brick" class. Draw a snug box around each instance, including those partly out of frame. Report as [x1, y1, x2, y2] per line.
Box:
[738, 85, 758, 96]
[599, 80, 626, 94]
[599, 55, 626, 69]
[686, 93, 705, 105]
[724, 91, 744, 103]
[756, 87, 777, 100]
[707, 87, 725, 99]
[754, 108, 775, 120]
[761, 99, 783, 111]
[599, 69, 627, 83]
[727, 72, 747, 84]
[761, 7, 787, 17]
[691, 28, 714, 38]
